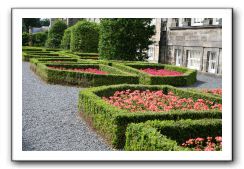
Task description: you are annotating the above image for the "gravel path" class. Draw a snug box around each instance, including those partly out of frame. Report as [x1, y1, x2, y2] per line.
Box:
[183, 72, 222, 89]
[22, 62, 221, 151]
[22, 62, 112, 151]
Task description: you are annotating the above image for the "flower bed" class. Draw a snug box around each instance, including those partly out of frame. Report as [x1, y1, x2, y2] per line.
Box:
[48, 66, 108, 75]
[125, 119, 222, 151]
[78, 84, 222, 149]
[103, 89, 222, 112]
[181, 136, 222, 151]
[202, 89, 222, 97]
[140, 68, 183, 76]
[34, 63, 139, 87]
[110, 62, 197, 86]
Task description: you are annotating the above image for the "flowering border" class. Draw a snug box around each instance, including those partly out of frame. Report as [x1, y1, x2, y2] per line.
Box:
[125, 119, 222, 151]
[78, 84, 222, 149]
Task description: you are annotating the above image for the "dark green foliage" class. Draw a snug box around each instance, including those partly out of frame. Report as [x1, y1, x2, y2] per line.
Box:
[61, 27, 72, 50]
[46, 20, 67, 48]
[99, 18, 155, 61]
[78, 84, 222, 149]
[32, 32, 48, 47]
[33, 63, 139, 87]
[70, 20, 99, 53]
[22, 32, 29, 46]
[125, 119, 222, 151]
[40, 18, 50, 26]
[22, 18, 41, 31]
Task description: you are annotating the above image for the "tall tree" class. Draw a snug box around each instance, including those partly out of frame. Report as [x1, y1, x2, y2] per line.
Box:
[22, 18, 41, 32]
[40, 18, 50, 26]
[99, 18, 155, 61]
[45, 20, 67, 48]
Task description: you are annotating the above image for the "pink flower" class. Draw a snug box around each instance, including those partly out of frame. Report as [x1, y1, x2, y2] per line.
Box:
[215, 136, 222, 142]
[140, 68, 183, 76]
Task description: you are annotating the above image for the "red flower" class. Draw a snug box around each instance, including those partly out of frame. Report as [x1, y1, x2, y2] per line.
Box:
[48, 66, 108, 75]
[140, 68, 183, 76]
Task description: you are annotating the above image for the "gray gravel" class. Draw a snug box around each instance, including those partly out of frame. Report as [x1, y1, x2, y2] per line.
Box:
[183, 72, 222, 89]
[22, 62, 112, 151]
[22, 62, 221, 151]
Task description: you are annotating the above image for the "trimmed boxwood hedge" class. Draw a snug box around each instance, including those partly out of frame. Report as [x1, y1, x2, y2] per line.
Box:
[22, 47, 43, 51]
[34, 63, 139, 87]
[110, 62, 197, 86]
[78, 84, 222, 149]
[22, 54, 70, 61]
[125, 119, 222, 151]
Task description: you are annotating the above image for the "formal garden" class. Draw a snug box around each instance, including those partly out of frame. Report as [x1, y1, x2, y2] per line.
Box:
[22, 18, 222, 151]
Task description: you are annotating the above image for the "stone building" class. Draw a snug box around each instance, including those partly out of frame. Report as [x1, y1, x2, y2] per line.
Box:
[147, 18, 161, 63]
[158, 18, 222, 75]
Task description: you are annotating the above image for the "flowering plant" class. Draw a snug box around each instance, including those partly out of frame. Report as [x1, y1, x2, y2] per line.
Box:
[202, 89, 222, 96]
[140, 68, 183, 76]
[182, 136, 222, 151]
[48, 66, 108, 75]
[102, 89, 222, 112]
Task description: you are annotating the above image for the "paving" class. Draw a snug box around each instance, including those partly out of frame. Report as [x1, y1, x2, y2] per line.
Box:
[22, 62, 112, 151]
[22, 62, 221, 151]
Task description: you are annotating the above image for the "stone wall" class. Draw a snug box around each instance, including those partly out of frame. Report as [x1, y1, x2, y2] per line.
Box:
[159, 26, 222, 75]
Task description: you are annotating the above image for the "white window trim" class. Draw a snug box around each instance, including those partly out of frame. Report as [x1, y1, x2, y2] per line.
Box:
[191, 18, 204, 26]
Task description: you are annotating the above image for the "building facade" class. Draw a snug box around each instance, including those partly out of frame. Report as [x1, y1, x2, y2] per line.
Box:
[149, 18, 222, 75]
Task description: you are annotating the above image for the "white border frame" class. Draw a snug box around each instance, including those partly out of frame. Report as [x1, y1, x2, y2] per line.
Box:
[12, 8, 232, 161]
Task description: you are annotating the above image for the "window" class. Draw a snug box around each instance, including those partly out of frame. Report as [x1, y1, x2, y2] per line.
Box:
[213, 18, 222, 25]
[187, 50, 201, 70]
[207, 51, 217, 73]
[191, 18, 204, 26]
[175, 49, 182, 66]
[147, 46, 154, 60]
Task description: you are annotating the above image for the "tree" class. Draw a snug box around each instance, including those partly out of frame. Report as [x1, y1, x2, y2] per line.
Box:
[99, 19, 155, 61]
[45, 20, 67, 48]
[70, 20, 99, 53]
[40, 18, 50, 26]
[61, 27, 73, 50]
[22, 18, 41, 32]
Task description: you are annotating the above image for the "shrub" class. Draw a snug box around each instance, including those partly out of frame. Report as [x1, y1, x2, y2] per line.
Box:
[46, 20, 67, 48]
[78, 84, 222, 149]
[70, 20, 99, 53]
[125, 119, 222, 151]
[61, 27, 72, 50]
[111, 62, 197, 86]
[32, 32, 48, 47]
[99, 19, 155, 61]
[22, 32, 29, 46]
[33, 63, 139, 87]
[22, 54, 69, 61]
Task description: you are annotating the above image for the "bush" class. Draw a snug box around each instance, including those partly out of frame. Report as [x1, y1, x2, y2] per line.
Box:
[61, 27, 72, 50]
[70, 20, 99, 53]
[32, 32, 48, 47]
[22, 32, 29, 46]
[78, 84, 222, 149]
[46, 20, 67, 48]
[111, 62, 197, 86]
[33, 63, 139, 87]
[99, 19, 155, 61]
[23, 54, 69, 61]
[125, 119, 222, 151]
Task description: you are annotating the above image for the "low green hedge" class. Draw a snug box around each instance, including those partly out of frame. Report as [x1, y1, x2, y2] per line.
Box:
[125, 119, 222, 151]
[22, 54, 70, 61]
[34, 63, 139, 87]
[22, 47, 43, 51]
[74, 52, 98, 56]
[187, 88, 222, 99]
[111, 62, 197, 86]
[46, 48, 61, 51]
[78, 84, 222, 149]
